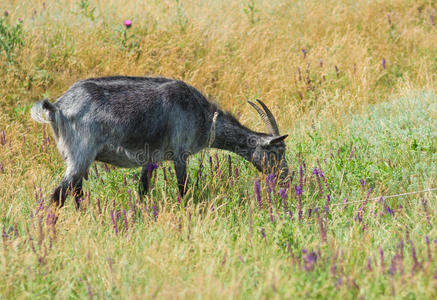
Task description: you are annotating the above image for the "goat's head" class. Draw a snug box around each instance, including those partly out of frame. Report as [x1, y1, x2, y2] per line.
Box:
[248, 99, 289, 182]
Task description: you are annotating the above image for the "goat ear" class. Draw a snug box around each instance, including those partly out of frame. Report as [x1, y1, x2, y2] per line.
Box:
[263, 134, 288, 146]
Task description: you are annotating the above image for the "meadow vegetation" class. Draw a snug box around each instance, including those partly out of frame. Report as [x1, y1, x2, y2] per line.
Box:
[0, 0, 436, 298]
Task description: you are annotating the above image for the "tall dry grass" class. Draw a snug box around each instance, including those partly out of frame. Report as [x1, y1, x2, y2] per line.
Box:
[0, 0, 436, 298]
[2, 0, 436, 126]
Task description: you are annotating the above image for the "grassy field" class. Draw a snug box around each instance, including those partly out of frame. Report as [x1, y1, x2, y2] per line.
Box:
[0, 0, 436, 298]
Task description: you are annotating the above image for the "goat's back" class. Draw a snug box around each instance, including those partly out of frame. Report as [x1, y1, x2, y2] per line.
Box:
[54, 76, 217, 157]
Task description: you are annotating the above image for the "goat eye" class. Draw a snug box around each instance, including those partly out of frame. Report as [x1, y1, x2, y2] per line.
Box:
[248, 136, 258, 147]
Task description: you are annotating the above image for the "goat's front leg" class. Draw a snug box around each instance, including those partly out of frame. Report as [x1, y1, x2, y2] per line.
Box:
[138, 166, 151, 199]
[174, 159, 188, 196]
[72, 178, 83, 209]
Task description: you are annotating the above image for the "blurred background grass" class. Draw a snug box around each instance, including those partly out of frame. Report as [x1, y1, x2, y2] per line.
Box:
[0, 0, 436, 298]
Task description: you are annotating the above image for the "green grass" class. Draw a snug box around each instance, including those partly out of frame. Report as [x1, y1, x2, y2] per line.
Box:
[1, 0, 437, 298]
[1, 90, 436, 299]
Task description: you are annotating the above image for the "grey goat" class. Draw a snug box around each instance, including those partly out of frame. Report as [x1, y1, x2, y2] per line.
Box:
[31, 76, 288, 207]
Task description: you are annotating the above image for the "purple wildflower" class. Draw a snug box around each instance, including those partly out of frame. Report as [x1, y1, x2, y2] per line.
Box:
[214, 152, 219, 170]
[360, 179, 365, 188]
[4, 10, 9, 17]
[330, 255, 337, 276]
[209, 156, 213, 177]
[147, 162, 158, 172]
[299, 162, 304, 188]
[110, 210, 118, 235]
[294, 185, 302, 196]
[267, 187, 274, 223]
[124, 19, 132, 28]
[177, 195, 181, 205]
[152, 201, 158, 221]
[86, 281, 93, 299]
[421, 198, 432, 226]
[1, 131, 6, 146]
[254, 179, 263, 210]
[379, 248, 385, 273]
[268, 173, 276, 190]
[260, 228, 266, 239]
[409, 240, 419, 273]
[324, 199, 330, 223]
[126, 188, 132, 202]
[302, 48, 307, 58]
[123, 209, 128, 231]
[367, 257, 372, 271]
[234, 167, 239, 178]
[361, 188, 371, 210]
[304, 251, 317, 271]
[280, 188, 289, 216]
[389, 254, 399, 276]
[221, 253, 227, 266]
[279, 188, 287, 200]
[426, 236, 432, 261]
[228, 155, 232, 177]
[93, 163, 99, 177]
[398, 239, 404, 259]
[343, 198, 348, 207]
[294, 184, 303, 221]
[162, 166, 167, 182]
[348, 145, 355, 160]
[382, 58, 386, 69]
[355, 211, 363, 223]
[317, 214, 327, 242]
[96, 198, 101, 214]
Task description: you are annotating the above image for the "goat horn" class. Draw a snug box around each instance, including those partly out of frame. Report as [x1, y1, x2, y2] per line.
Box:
[248, 100, 277, 135]
[256, 99, 280, 135]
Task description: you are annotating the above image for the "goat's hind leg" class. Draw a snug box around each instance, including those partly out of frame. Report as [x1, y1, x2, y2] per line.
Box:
[51, 147, 96, 209]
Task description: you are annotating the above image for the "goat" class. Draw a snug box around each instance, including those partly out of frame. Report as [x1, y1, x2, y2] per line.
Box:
[31, 76, 289, 208]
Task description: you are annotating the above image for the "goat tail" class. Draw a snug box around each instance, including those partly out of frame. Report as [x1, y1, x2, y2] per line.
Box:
[31, 99, 63, 139]
[31, 99, 58, 124]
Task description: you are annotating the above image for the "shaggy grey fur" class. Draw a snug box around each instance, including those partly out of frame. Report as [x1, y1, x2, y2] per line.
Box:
[31, 76, 288, 207]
